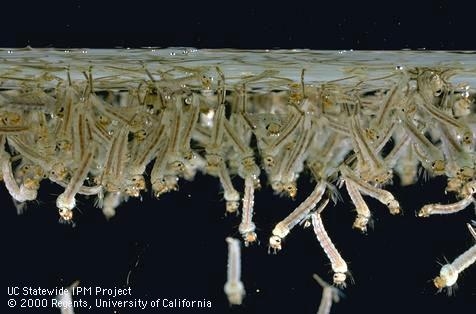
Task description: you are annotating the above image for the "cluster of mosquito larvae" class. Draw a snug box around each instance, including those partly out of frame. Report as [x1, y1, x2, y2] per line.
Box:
[1, 65, 475, 291]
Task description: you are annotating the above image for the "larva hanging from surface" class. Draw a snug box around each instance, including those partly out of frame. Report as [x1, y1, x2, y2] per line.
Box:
[310, 199, 349, 288]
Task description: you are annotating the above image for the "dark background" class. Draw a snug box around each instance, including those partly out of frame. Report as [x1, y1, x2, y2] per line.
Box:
[2, 1, 476, 313]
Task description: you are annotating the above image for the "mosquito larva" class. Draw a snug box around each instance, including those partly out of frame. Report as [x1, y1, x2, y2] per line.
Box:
[340, 165, 401, 215]
[433, 239, 476, 293]
[55, 85, 78, 139]
[56, 148, 95, 221]
[278, 114, 313, 198]
[239, 176, 257, 245]
[150, 138, 171, 198]
[372, 77, 406, 129]
[129, 124, 166, 175]
[345, 179, 372, 232]
[217, 161, 241, 214]
[397, 111, 445, 173]
[71, 109, 92, 162]
[269, 181, 327, 251]
[224, 237, 245, 306]
[1, 153, 38, 202]
[418, 196, 474, 217]
[168, 98, 184, 156]
[313, 273, 342, 314]
[416, 76, 472, 145]
[6, 135, 51, 171]
[349, 113, 391, 184]
[311, 206, 349, 287]
[222, 116, 260, 180]
[264, 109, 303, 156]
[100, 127, 129, 192]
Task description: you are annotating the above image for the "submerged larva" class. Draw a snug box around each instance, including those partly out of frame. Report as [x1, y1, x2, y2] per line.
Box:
[224, 237, 245, 305]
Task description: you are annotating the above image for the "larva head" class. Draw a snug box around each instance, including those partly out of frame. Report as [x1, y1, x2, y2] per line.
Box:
[333, 272, 347, 288]
[49, 163, 69, 181]
[240, 157, 260, 178]
[266, 122, 281, 136]
[55, 139, 72, 153]
[58, 206, 74, 222]
[205, 154, 222, 176]
[123, 186, 140, 198]
[372, 169, 393, 186]
[460, 180, 476, 198]
[461, 130, 473, 148]
[431, 160, 446, 176]
[262, 155, 275, 170]
[152, 178, 168, 198]
[133, 129, 147, 141]
[353, 215, 369, 233]
[269, 235, 282, 252]
[456, 167, 475, 180]
[97, 114, 111, 126]
[283, 182, 297, 199]
[164, 175, 179, 192]
[169, 160, 185, 174]
[270, 181, 283, 194]
[453, 97, 472, 117]
[418, 70, 445, 97]
[243, 231, 258, 246]
[429, 72, 444, 96]
[364, 127, 380, 143]
[129, 175, 146, 190]
[418, 205, 432, 218]
[226, 201, 240, 214]
[23, 178, 40, 191]
[445, 177, 463, 194]
[386, 199, 401, 215]
[1, 111, 22, 126]
[434, 264, 458, 289]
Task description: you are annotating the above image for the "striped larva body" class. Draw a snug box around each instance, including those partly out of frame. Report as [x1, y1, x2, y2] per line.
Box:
[349, 114, 392, 184]
[340, 165, 401, 215]
[397, 110, 446, 175]
[269, 181, 327, 251]
[204, 103, 241, 212]
[345, 179, 371, 232]
[56, 147, 95, 221]
[311, 209, 349, 287]
[418, 196, 474, 217]
[238, 176, 257, 245]
[1, 153, 38, 203]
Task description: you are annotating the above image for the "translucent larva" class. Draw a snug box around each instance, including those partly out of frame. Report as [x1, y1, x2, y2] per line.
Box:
[224, 237, 245, 305]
